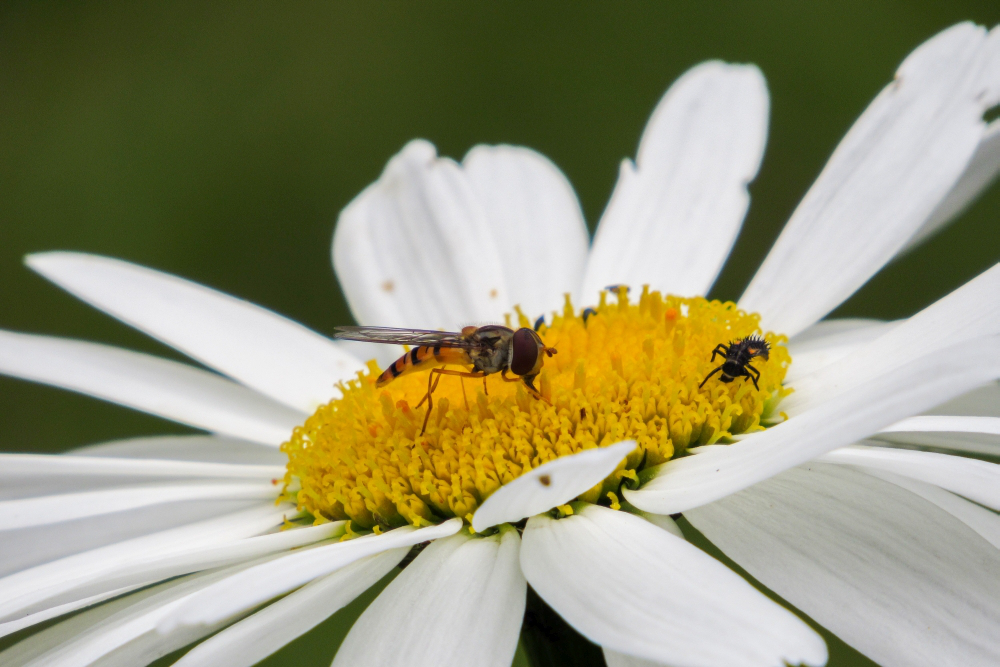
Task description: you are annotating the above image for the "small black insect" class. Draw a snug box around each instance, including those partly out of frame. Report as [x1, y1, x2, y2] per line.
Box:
[698, 335, 771, 391]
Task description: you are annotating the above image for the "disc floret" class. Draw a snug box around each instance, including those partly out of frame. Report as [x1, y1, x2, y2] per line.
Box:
[282, 287, 790, 529]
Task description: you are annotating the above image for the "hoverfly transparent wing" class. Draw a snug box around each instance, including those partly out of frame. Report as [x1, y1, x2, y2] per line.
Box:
[331, 326, 479, 349]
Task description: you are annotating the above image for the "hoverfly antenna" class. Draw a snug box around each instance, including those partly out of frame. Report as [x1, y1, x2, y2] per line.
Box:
[544, 346, 557, 357]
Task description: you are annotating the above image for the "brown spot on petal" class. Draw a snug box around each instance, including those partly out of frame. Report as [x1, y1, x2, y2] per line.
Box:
[489, 289, 498, 299]
[539, 474, 551, 487]
[381, 280, 395, 293]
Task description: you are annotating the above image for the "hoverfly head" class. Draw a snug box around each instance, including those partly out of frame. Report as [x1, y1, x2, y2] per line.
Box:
[510, 327, 555, 377]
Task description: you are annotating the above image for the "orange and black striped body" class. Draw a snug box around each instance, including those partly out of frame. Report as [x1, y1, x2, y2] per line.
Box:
[376, 345, 473, 388]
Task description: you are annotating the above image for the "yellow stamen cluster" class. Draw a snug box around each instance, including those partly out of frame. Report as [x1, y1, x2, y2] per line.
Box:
[282, 288, 789, 528]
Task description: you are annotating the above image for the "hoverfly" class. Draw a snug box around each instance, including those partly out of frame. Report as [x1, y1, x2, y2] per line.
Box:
[698, 335, 770, 391]
[332, 324, 557, 434]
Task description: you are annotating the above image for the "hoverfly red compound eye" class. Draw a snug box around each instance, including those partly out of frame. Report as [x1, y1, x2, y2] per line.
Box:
[510, 328, 540, 376]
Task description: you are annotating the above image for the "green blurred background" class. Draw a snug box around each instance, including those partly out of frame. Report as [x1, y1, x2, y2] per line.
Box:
[1, 2, 999, 666]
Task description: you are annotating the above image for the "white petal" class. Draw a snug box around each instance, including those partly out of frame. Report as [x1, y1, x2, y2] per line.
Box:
[626, 507, 685, 539]
[0, 586, 137, 640]
[0, 503, 291, 624]
[874, 431, 1000, 458]
[520, 505, 825, 667]
[926, 380, 1000, 417]
[787, 317, 889, 344]
[0, 500, 260, 579]
[471, 440, 637, 532]
[0, 577, 183, 667]
[332, 527, 525, 667]
[625, 336, 1000, 515]
[859, 468, 1000, 549]
[71, 434, 287, 465]
[785, 263, 1000, 415]
[3, 559, 271, 667]
[684, 463, 1000, 667]
[0, 453, 284, 481]
[158, 518, 462, 632]
[908, 119, 1000, 249]
[171, 549, 404, 667]
[603, 650, 667, 667]
[333, 139, 509, 331]
[29, 522, 347, 621]
[1, 477, 259, 503]
[740, 23, 1000, 336]
[785, 319, 897, 383]
[0, 481, 279, 531]
[0, 520, 339, 641]
[874, 415, 1000, 457]
[819, 444, 1000, 510]
[0, 330, 301, 446]
[26, 252, 363, 412]
[462, 144, 590, 316]
[880, 414, 1000, 435]
[582, 61, 768, 299]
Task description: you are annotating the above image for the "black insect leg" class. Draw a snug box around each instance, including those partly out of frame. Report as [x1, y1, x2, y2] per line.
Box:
[709, 344, 730, 362]
[745, 364, 761, 391]
[699, 365, 724, 389]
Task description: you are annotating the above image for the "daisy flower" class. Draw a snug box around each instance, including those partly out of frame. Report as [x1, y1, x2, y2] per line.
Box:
[2, 20, 1000, 667]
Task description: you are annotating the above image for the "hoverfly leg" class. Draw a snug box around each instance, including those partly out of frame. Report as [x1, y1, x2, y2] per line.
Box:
[483, 377, 488, 396]
[518, 372, 551, 405]
[419, 370, 438, 435]
[460, 377, 469, 410]
[528, 385, 552, 405]
[698, 365, 724, 389]
[416, 371, 443, 409]
[418, 368, 488, 435]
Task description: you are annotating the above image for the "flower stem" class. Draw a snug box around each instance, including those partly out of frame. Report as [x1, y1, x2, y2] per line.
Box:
[520, 585, 607, 667]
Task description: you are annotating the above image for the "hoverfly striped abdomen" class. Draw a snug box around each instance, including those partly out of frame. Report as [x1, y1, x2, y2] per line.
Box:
[376, 344, 469, 388]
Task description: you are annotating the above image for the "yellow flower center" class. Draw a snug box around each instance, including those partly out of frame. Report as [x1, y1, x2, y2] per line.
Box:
[282, 287, 789, 529]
